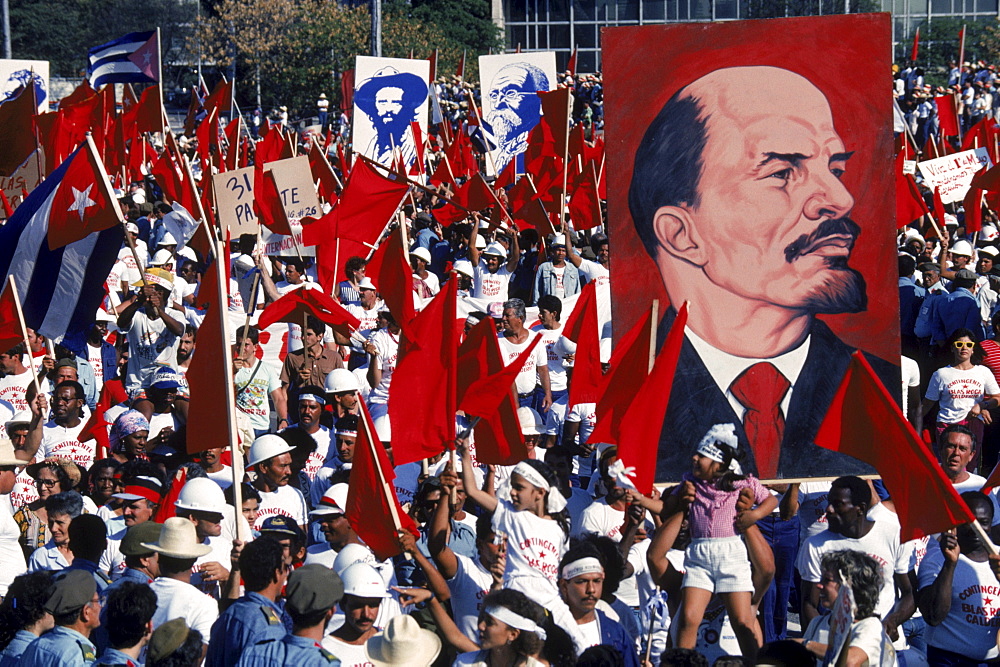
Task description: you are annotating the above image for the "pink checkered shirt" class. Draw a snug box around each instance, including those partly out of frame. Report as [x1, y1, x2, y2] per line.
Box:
[675, 472, 769, 539]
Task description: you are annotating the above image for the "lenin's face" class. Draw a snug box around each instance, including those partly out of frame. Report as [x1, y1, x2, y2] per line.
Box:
[672, 69, 866, 314]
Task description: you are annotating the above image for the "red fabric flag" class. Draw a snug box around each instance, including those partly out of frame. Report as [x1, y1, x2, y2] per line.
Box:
[495, 158, 517, 190]
[121, 83, 138, 114]
[308, 140, 340, 204]
[183, 89, 202, 137]
[341, 69, 355, 119]
[409, 121, 425, 176]
[932, 187, 947, 233]
[910, 27, 920, 62]
[964, 186, 984, 234]
[457, 319, 542, 419]
[562, 282, 601, 407]
[256, 128, 286, 167]
[337, 143, 351, 180]
[78, 380, 128, 459]
[816, 352, 975, 541]
[428, 154, 456, 188]
[346, 399, 420, 561]
[611, 302, 688, 495]
[538, 87, 572, 158]
[203, 79, 233, 118]
[0, 279, 24, 355]
[567, 47, 578, 76]
[185, 252, 235, 455]
[0, 84, 38, 177]
[224, 115, 242, 172]
[895, 152, 929, 229]
[60, 80, 96, 109]
[970, 161, 1000, 191]
[456, 51, 466, 79]
[196, 106, 219, 170]
[473, 392, 528, 466]
[48, 138, 124, 250]
[256, 287, 361, 339]
[588, 309, 654, 446]
[388, 277, 457, 465]
[568, 161, 603, 231]
[377, 229, 417, 335]
[935, 95, 960, 137]
[0, 190, 12, 218]
[150, 139, 198, 214]
[123, 84, 163, 136]
[254, 168, 293, 236]
[153, 467, 187, 523]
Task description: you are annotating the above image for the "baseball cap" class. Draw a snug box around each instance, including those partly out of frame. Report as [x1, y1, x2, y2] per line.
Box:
[112, 476, 165, 503]
[44, 570, 96, 616]
[149, 367, 183, 390]
[286, 564, 344, 615]
[259, 515, 303, 539]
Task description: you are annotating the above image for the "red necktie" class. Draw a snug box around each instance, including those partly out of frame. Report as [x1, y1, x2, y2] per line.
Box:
[729, 362, 790, 480]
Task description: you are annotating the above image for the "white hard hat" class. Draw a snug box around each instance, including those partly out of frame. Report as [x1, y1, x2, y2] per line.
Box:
[358, 277, 377, 291]
[174, 477, 227, 514]
[325, 368, 360, 394]
[409, 247, 432, 264]
[233, 254, 255, 274]
[150, 248, 174, 266]
[483, 242, 507, 259]
[982, 225, 999, 242]
[246, 433, 296, 468]
[177, 246, 197, 263]
[452, 260, 474, 279]
[952, 239, 974, 256]
[158, 231, 177, 247]
[95, 309, 115, 323]
[374, 414, 391, 442]
[310, 482, 349, 517]
[333, 542, 377, 575]
[517, 407, 544, 436]
[474, 236, 487, 250]
[341, 562, 390, 598]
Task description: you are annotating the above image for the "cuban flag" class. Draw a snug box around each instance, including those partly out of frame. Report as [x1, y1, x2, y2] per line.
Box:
[87, 30, 160, 89]
[0, 145, 123, 356]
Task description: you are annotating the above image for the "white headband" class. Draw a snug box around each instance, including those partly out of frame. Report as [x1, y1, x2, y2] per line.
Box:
[562, 557, 604, 581]
[696, 423, 742, 475]
[299, 393, 326, 405]
[512, 462, 567, 514]
[484, 605, 547, 641]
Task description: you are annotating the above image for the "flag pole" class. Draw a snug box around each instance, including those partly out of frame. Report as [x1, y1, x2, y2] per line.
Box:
[156, 27, 167, 136]
[649, 299, 660, 373]
[8, 276, 41, 395]
[363, 401, 411, 560]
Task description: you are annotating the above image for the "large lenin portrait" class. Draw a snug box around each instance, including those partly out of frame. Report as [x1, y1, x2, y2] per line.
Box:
[603, 14, 899, 483]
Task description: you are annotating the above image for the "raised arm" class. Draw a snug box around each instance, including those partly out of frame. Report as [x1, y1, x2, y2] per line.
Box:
[458, 438, 497, 513]
[428, 495, 459, 579]
[504, 227, 520, 273]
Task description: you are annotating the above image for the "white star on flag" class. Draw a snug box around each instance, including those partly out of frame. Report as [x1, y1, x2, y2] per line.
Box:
[67, 184, 96, 221]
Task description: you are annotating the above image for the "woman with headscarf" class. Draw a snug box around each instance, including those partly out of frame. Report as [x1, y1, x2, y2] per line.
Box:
[109, 409, 150, 463]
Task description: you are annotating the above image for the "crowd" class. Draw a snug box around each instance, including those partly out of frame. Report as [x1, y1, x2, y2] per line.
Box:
[7, 58, 1000, 667]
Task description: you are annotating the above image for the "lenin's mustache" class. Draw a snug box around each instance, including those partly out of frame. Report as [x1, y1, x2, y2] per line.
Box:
[783, 217, 861, 264]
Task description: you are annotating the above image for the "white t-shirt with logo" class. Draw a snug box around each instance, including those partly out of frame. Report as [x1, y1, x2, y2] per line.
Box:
[367, 329, 400, 405]
[321, 636, 374, 667]
[235, 361, 281, 431]
[925, 365, 1000, 423]
[532, 324, 569, 392]
[472, 262, 513, 301]
[254, 484, 308, 530]
[87, 343, 106, 393]
[0, 370, 34, 413]
[493, 499, 567, 588]
[498, 333, 547, 395]
[40, 421, 93, 469]
[124, 308, 184, 393]
[552, 265, 566, 298]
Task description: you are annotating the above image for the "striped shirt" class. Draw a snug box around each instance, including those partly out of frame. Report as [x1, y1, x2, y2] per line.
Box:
[979, 339, 1000, 385]
[337, 280, 361, 306]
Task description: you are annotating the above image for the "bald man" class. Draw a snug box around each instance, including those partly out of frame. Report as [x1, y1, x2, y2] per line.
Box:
[628, 66, 897, 481]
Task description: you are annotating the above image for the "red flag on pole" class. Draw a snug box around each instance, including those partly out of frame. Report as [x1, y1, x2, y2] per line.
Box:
[958, 26, 967, 78]
[388, 277, 457, 466]
[377, 228, 417, 335]
[254, 168, 293, 236]
[567, 46, 578, 77]
[932, 186, 948, 233]
[935, 95, 960, 137]
[122, 84, 164, 136]
[537, 87, 572, 158]
[612, 302, 687, 496]
[0, 190, 13, 219]
[562, 282, 602, 407]
[964, 186, 984, 234]
[910, 27, 920, 63]
[457, 318, 541, 420]
[815, 351, 975, 541]
[256, 287, 361, 339]
[456, 50, 466, 79]
[308, 139, 340, 204]
[568, 160, 603, 231]
[896, 152, 930, 229]
[0, 84, 38, 177]
[0, 278, 25, 354]
[346, 399, 420, 561]
[47, 137, 125, 250]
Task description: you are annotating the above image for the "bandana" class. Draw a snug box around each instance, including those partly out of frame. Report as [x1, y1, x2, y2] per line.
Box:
[485, 606, 547, 641]
[696, 423, 742, 474]
[512, 461, 567, 514]
[561, 557, 604, 581]
[110, 410, 151, 454]
[298, 393, 326, 405]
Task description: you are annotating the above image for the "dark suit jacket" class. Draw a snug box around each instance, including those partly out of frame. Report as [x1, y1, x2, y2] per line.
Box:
[655, 313, 900, 482]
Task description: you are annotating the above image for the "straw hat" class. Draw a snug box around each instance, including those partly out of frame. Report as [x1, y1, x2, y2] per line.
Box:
[141, 517, 212, 558]
[0, 437, 26, 467]
[365, 615, 441, 667]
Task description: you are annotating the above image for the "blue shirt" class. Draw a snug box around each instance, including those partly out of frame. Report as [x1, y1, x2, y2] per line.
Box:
[206, 591, 286, 667]
[0, 629, 38, 666]
[236, 635, 341, 667]
[19, 626, 97, 667]
[596, 610, 640, 667]
[93, 647, 138, 667]
[899, 276, 926, 337]
[935, 287, 986, 341]
[65, 559, 112, 597]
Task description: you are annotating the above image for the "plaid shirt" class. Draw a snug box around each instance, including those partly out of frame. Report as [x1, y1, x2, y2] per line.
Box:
[676, 472, 769, 539]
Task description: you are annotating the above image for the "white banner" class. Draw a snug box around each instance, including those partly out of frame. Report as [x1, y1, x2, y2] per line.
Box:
[917, 147, 991, 204]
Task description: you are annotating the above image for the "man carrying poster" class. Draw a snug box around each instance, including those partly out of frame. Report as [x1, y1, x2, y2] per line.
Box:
[607, 15, 899, 482]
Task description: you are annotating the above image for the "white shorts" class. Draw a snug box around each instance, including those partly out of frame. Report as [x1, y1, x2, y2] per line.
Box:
[682, 536, 753, 594]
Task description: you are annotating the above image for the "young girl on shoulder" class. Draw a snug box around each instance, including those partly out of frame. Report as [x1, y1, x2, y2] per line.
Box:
[665, 423, 777, 661]
[457, 439, 589, 656]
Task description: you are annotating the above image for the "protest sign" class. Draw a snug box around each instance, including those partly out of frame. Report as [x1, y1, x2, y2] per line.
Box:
[0, 149, 43, 220]
[259, 156, 320, 257]
[212, 167, 259, 235]
[352, 56, 429, 170]
[917, 148, 991, 204]
[0, 59, 49, 111]
[822, 581, 855, 666]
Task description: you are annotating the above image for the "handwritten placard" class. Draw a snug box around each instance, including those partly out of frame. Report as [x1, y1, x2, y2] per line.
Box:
[917, 148, 991, 204]
[266, 156, 320, 224]
[212, 167, 259, 235]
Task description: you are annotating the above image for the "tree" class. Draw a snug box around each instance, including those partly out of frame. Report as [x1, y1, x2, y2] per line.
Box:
[905, 17, 992, 79]
[409, 0, 502, 65]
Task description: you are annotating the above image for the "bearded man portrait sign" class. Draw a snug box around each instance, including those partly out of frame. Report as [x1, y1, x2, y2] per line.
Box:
[352, 56, 430, 169]
[604, 14, 899, 483]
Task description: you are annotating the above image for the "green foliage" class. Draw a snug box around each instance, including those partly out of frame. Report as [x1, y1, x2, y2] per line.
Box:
[902, 17, 993, 82]
[410, 0, 503, 64]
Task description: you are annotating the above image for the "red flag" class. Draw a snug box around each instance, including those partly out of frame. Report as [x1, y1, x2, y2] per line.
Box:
[562, 282, 602, 407]
[346, 399, 419, 561]
[816, 352, 975, 541]
[185, 247, 236, 454]
[495, 157, 517, 190]
[473, 393, 527, 466]
[428, 154, 456, 188]
[409, 121, 425, 176]
[567, 46, 578, 76]
[59, 80, 96, 109]
[388, 277, 457, 465]
[611, 303, 687, 495]
[958, 26, 967, 76]
[935, 95, 960, 137]
[568, 160, 603, 231]
[341, 69, 355, 119]
[457, 319, 542, 420]
[256, 128, 286, 166]
[254, 168, 292, 236]
[48, 138, 124, 250]
[538, 87, 572, 158]
[455, 50, 466, 79]
[183, 89, 202, 137]
[910, 27, 920, 62]
[153, 467, 188, 523]
[971, 161, 1000, 192]
[588, 308, 654, 446]
[0, 84, 38, 177]
[895, 152, 929, 229]
[224, 115, 242, 172]
[196, 106, 219, 170]
[78, 380, 128, 459]
[123, 84, 163, 135]
[203, 78, 233, 118]
[0, 278, 25, 355]
[377, 228, 416, 334]
[429, 50, 438, 82]
[308, 140, 340, 204]
[932, 186, 947, 233]
[256, 287, 361, 339]
[150, 141, 197, 214]
[964, 186, 984, 234]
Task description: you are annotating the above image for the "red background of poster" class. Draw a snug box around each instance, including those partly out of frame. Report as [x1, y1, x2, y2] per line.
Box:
[603, 14, 899, 364]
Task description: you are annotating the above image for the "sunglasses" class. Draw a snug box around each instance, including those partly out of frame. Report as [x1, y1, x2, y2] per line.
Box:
[954, 341, 976, 349]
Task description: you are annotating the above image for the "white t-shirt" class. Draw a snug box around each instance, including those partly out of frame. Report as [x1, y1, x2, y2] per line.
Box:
[416, 271, 440, 295]
[796, 481, 833, 545]
[255, 484, 308, 530]
[801, 615, 896, 666]
[87, 343, 106, 393]
[367, 329, 400, 404]
[206, 466, 234, 491]
[148, 412, 180, 443]
[10, 468, 38, 509]
[925, 365, 1000, 423]
[150, 577, 219, 645]
[498, 333, 547, 395]
[797, 519, 910, 622]
[552, 265, 566, 298]
[235, 360, 281, 431]
[472, 262, 513, 301]
[579, 498, 626, 542]
[0, 494, 26, 597]
[532, 324, 569, 392]
[578, 617, 601, 647]
[917, 539, 1000, 660]
[901, 355, 920, 417]
[493, 499, 567, 588]
[124, 308, 185, 392]
[449, 553, 495, 642]
[345, 303, 381, 340]
[0, 370, 34, 413]
[321, 636, 372, 667]
[304, 425, 333, 482]
[41, 421, 93, 469]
